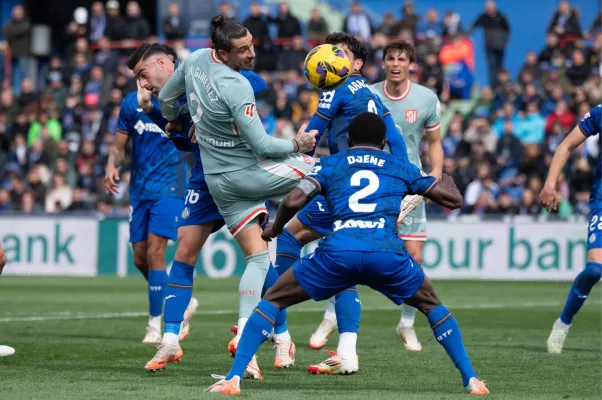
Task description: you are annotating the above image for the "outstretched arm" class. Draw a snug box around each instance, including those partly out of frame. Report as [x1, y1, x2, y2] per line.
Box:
[422, 174, 463, 210]
[158, 62, 186, 121]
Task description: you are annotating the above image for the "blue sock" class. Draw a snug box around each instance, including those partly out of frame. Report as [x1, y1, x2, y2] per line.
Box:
[427, 305, 477, 387]
[335, 288, 361, 334]
[163, 261, 196, 334]
[560, 262, 602, 325]
[263, 262, 288, 334]
[226, 300, 279, 380]
[148, 269, 167, 317]
[275, 228, 303, 275]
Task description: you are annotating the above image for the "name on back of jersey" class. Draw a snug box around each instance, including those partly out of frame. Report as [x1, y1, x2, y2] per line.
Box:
[185, 65, 218, 102]
[347, 154, 386, 167]
[347, 79, 370, 95]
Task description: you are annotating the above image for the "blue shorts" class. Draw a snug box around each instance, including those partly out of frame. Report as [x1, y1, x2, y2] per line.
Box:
[129, 197, 183, 243]
[179, 183, 225, 233]
[293, 248, 425, 305]
[296, 195, 332, 237]
[587, 211, 602, 251]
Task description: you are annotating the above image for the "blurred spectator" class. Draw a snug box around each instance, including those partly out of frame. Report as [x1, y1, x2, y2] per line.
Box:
[105, 0, 125, 40]
[19, 190, 42, 214]
[94, 36, 119, 72]
[442, 11, 462, 37]
[420, 52, 444, 96]
[469, 0, 511, 88]
[0, 89, 20, 121]
[541, 85, 569, 116]
[391, 2, 420, 36]
[538, 33, 563, 66]
[377, 12, 397, 36]
[516, 102, 545, 144]
[3, 5, 31, 95]
[28, 112, 62, 146]
[417, 9, 443, 42]
[464, 116, 497, 153]
[89, 1, 107, 43]
[270, 3, 301, 41]
[463, 161, 500, 214]
[439, 33, 475, 100]
[18, 78, 37, 109]
[343, 2, 373, 42]
[496, 120, 523, 169]
[27, 140, 50, 170]
[277, 36, 307, 72]
[547, 0, 582, 42]
[163, 3, 187, 41]
[566, 49, 592, 86]
[519, 51, 540, 78]
[587, 12, 602, 37]
[218, 2, 236, 21]
[545, 100, 575, 133]
[0, 189, 14, 213]
[307, 9, 329, 41]
[123, 1, 150, 40]
[66, 7, 89, 49]
[519, 189, 542, 216]
[45, 174, 73, 213]
[244, 2, 270, 48]
[67, 188, 94, 212]
[442, 119, 463, 158]
[47, 75, 68, 111]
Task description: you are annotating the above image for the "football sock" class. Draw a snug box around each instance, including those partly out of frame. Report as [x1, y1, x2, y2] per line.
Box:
[148, 269, 167, 317]
[335, 288, 360, 357]
[560, 262, 602, 325]
[275, 228, 302, 275]
[324, 296, 337, 323]
[337, 332, 358, 360]
[427, 305, 477, 387]
[239, 251, 269, 320]
[399, 303, 418, 328]
[263, 262, 289, 337]
[226, 300, 279, 380]
[162, 260, 195, 340]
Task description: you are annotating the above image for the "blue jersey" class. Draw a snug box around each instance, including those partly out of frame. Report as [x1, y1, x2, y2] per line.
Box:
[117, 92, 186, 200]
[308, 74, 407, 159]
[579, 104, 602, 212]
[306, 146, 437, 254]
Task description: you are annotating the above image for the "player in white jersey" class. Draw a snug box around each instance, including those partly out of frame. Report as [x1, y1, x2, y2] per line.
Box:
[371, 40, 444, 351]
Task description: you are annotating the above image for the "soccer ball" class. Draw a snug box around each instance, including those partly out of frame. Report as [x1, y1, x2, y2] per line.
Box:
[303, 44, 351, 90]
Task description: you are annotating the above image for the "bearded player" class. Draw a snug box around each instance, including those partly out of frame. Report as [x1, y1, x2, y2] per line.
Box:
[370, 40, 443, 351]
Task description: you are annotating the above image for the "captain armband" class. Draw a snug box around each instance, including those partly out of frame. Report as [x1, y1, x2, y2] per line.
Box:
[297, 178, 321, 198]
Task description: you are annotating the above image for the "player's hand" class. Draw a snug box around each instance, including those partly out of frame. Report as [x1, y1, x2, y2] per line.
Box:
[261, 223, 282, 242]
[188, 123, 197, 143]
[165, 120, 183, 138]
[294, 124, 318, 153]
[426, 172, 442, 204]
[104, 166, 120, 195]
[136, 80, 153, 113]
[539, 185, 562, 212]
[438, 173, 458, 191]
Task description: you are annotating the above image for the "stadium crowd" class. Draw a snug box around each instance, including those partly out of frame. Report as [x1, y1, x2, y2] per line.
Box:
[0, 0, 600, 218]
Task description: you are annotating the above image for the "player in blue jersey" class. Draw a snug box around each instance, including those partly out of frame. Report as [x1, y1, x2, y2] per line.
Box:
[272, 33, 407, 370]
[205, 112, 488, 395]
[104, 50, 187, 344]
[540, 104, 602, 354]
[125, 43, 289, 375]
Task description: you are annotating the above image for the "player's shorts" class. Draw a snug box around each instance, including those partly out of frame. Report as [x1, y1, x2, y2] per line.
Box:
[397, 200, 427, 241]
[178, 180, 225, 233]
[294, 248, 425, 305]
[296, 195, 332, 237]
[129, 197, 183, 243]
[587, 210, 602, 252]
[205, 154, 316, 236]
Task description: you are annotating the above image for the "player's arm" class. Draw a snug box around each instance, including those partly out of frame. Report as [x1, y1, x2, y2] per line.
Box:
[105, 130, 129, 195]
[425, 99, 443, 180]
[383, 110, 408, 160]
[422, 174, 463, 210]
[306, 90, 341, 154]
[158, 59, 187, 122]
[226, 79, 316, 155]
[539, 125, 588, 211]
[240, 69, 267, 95]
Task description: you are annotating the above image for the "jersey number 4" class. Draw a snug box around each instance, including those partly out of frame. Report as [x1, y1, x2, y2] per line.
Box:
[349, 170, 379, 213]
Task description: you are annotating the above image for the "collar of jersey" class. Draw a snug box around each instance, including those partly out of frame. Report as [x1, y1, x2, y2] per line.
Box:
[350, 73, 362, 77]
[351, 144, 381, 151]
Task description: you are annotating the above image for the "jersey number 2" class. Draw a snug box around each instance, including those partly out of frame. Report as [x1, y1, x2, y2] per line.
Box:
[349, 170, 379, 213]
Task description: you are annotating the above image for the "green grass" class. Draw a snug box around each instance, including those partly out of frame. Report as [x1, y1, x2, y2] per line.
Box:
[0, 278, 600, 400]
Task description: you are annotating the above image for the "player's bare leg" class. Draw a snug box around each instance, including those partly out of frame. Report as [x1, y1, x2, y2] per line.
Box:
[548, 247, 602, 354]
[145, 223, 213, 372]
[397, 240, 424, 351]
[0, 243, 15, 358]
[132, 241, 149, 280]
[405, 277, 488, 395]
[207, 267, 310, 394]
[143, 233, 169, 344]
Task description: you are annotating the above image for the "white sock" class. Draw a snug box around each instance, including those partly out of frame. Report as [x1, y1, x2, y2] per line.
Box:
[163, 332, 179, 345]
[274, 330, 291, 342]
[148, 315, 162, 332]
[555, 318, 571, 329]
[337, 332, 357, 359]
[324, 297, 337, 324]
[399, 303, 418, 328]
[237, 317, 248, 338]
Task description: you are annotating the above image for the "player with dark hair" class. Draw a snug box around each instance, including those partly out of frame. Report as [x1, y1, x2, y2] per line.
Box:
[371, 40, 444, 351]
[205, 112, 488, 395]
[270, 32, 407, 374]
[541, 104, 602, 353]
[158, 15, 318, 375]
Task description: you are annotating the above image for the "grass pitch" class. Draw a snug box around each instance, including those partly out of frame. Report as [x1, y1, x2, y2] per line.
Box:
[0, 277, 600, 399]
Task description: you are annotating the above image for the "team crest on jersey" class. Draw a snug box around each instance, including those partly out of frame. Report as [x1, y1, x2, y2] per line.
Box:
[245, 104, 255, 119]
[182, 207, 190, 219]
[405, 109, 418, 124]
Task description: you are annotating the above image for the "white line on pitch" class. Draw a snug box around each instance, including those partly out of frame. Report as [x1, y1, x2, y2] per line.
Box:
[0, 301, 566, 323]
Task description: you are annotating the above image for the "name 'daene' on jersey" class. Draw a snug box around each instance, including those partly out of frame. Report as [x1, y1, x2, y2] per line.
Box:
[333, 218, 386, 231]
[134, 120, 167, 137]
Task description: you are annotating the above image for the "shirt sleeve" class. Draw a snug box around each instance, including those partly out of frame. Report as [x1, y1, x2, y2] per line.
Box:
[305, 162, 327, 193]
[158, 59, 187, 122]
[224, 78, 294, 156]
[425, 95, 441, 132]
[117, 97, 133, 134]
[315, 89, 342, 121]
[240, 70, 267, 95]
[578, 106, 601, 137]
[403, 162, 438, 196]
[145, 99, 168, 131]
